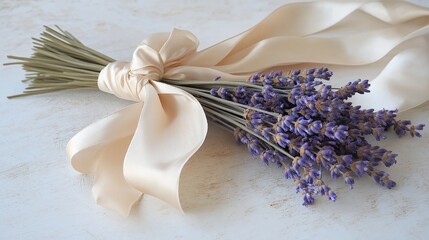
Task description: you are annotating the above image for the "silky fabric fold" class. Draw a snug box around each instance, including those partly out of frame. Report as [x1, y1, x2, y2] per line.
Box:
[67, 1, 429, 216]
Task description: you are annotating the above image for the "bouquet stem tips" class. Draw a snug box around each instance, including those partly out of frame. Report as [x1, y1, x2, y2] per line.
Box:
[5, 26, 111, 98]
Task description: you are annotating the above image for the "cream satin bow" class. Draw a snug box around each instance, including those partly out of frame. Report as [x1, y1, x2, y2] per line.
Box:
[67, 1, 429, 216]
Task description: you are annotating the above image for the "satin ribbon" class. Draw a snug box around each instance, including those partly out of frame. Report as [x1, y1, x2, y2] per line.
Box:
[67, 1, 429, 216]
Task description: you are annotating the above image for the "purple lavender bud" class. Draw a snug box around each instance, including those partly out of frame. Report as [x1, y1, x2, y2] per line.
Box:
[330, 164, 345, 179]
[263, 71, 276, 85]
[303, 192, 315, 206]
[374, 109, 398, 126]
[251, 92, 265, 104]
[356, 145, 372, 159]
[356, 122, 373, 135]
[266, 71, 275, 79]
[345, 177, 354, 189]
[248, 141, 264, 156]
[307, 68, 316, 75]
[296, 117, 312, 137]
[235, 86, 247, 97]
[318, 183, 330, 196]
[335, 79, 370, 100]
[319, 85, 332, 99]
[332, 124, 349, 142]
[250, 111, 264, 119]
[371, 171, 396, 189]
[273, 150, 288, 164]
[219, 87, 228, 95]
[322, 71, 333, 80]
[356, 79, 370, 94]
[262, 85, 277, 100]
[343, 173, 355, 189]
[306, 74, 315, 82]
[260, 150, 274, 166]
[381, 151, 397, 167]
[410, 124, 425, 137]
[213, 76, 221, 81]
[324, 122, 336, 140]
[292, 69, 301, 75]
[274, 133, 290, 148]
[300, 95, 316, 108]
[265, 115, 277, 124]
[261, 127, 272, 141]
[299, 142, 315, 162]
[413, 132, 422, 138]
[284, 167, 300, 179]
[316, 68, 333, 80]
[372, 127, 387, 141]
[351, 161, 369, 177]
[273, 123, 285, 134]
[234, 128, 249, 144]
[308, 120, 323, 134]
[288, 137, 304, 155]
[275, 71, 283, 77]
[284, 168, 294, 179]
[415, 124, 425, 130]
[250, 118, 264, 126]
[372, 171, 385, 186]
[297, 156, 313, 167]
[342, 155, 353, 165]
[312, 100, 330, 115]
[210, 88, 218, 97]
[278, 76, 289, 84]
[249, 73, 261, 83]
[316, 146, 336, 167]
[217, 87, 234, 100]
[393, 120, 411, 137]
[348, 128, 361, 138]
[309, 168, 321, 179]
[295, 179, 308, 191]
[328, 190, 337, 202]
[290, 87, 302, 99]
[280, 114, 297, 131]
[385, 179, 396, 189]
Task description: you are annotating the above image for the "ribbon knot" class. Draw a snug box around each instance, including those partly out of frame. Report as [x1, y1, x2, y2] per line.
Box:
[98, 28, 199, 102]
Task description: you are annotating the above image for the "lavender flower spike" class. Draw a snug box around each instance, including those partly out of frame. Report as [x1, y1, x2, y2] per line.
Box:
[191, 67, 424, 207]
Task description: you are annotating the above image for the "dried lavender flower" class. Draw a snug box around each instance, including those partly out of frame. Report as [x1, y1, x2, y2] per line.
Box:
[166, 67, 424, 207]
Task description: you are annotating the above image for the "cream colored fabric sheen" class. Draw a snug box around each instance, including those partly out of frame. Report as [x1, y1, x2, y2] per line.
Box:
[67, 1, 429, 216]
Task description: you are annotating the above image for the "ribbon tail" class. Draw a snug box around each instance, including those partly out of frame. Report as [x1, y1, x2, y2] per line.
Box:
[67, 103, 144, 216]
[351, 39, 429, 112]
[123, 81, 207, 210]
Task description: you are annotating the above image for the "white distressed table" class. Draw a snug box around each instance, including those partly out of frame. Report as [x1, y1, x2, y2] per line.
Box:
[1, 0, 429, 239]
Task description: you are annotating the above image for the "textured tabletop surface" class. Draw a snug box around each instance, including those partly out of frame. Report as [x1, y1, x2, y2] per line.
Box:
[1, 0, 429, 239]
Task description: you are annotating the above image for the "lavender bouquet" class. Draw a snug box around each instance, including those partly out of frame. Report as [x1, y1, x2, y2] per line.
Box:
[5, 26, 424, 206]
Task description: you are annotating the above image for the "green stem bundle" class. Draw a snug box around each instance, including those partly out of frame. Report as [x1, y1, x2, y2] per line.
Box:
[4, 26, 110, 98]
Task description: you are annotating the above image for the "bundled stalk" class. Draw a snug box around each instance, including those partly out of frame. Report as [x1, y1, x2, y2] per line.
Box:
[5, 26, 112, 98]
[5, 26, 424, 206]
